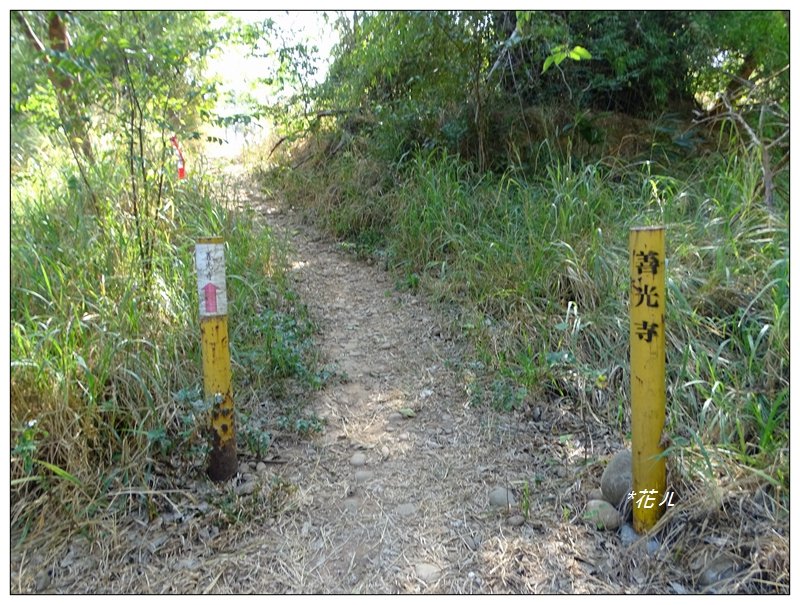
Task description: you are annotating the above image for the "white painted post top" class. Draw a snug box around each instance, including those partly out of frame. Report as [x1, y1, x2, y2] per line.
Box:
[196, 238, 228, 317]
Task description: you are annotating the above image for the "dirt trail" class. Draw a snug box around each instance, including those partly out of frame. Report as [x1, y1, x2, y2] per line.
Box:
[234, 181, 619, 593]
[11, 175, 623, 594]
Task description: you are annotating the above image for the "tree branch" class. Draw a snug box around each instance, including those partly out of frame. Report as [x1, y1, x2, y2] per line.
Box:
[719, 93, 774, 208]
[13, 11, 46, 54]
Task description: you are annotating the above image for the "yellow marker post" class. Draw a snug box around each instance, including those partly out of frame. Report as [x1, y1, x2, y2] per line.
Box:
[196, 237, 237, 481]
[629, 226, 667, 532]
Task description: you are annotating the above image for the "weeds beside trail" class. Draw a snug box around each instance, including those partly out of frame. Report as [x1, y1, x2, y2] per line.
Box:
[9, 152, 789, 593]
[10, 151, 322, 547]
[263, 131, 789, 492]
[256, 121, 789, 592]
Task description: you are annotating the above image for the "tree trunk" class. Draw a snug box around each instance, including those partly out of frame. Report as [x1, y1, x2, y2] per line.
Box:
[14, 11, 94, 163]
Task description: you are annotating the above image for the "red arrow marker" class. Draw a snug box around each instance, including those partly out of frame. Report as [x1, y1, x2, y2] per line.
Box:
[170, 135, 186, 180]
[203, 282, 218, 313]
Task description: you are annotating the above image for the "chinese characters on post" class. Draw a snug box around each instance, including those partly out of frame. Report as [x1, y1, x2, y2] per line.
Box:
[629, 227, 667, 533]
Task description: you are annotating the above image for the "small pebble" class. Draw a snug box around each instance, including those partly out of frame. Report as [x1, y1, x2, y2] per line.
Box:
[380, 446, 390, 459]
[395, 503, 417, 516]
[354, 470, 373, 483]
[620, 523, 660, 555]
[235, 481, 257, 496]
[489, 486, 517, 508]
[350, 452, 367, 467]
[699, 553, 738, 587]
[508, 514, 525, 527]
[620, 523, 638, 546]
[34, 569, 51, 592]
[415, 563, 441, 583]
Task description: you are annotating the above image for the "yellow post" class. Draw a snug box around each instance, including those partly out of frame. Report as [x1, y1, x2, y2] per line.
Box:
[629, 226, 667, 532]
[196, 236, 237, 481]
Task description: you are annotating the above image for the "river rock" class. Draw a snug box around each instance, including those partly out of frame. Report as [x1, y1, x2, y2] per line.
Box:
[387, 412, 404, 423]
[619, 523, 660, 555]
[34, 569, 51, 592]
[235, 481, 257, 497]
[489, 486, 517, 508]
[508, 514, 525, 527]
[601, 449, 632, 506]
[354, 470, 373, 483]
[584, 499, 622, 530]
[350, 452, 367, 467]
[698, 553, 740, 589]
[415, 563, 441, 583]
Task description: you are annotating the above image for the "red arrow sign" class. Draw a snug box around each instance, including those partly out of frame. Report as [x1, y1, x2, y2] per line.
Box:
[203, 282, 218, 313]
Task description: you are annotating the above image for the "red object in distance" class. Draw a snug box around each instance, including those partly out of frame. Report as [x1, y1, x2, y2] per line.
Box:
[170, 135, 186, 179]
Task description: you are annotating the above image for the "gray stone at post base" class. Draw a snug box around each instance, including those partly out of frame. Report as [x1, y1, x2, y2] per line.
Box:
[587, 488, 604, 501]
[620, 522, 660, 555]
[601, 449, 632, 506]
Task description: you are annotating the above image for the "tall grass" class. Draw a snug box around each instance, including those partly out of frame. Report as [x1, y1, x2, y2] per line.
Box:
[266, 135, 789, 497]
[10, 146, 320, 539]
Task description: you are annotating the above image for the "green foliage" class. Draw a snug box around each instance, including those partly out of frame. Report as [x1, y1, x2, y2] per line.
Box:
[238, 412, 273, 459]
[10, 145, 325, 534]
[288, 10, 781, 189]
[223, 14, 323, 132]
[542, 44, 591, 73]
[316, 11, 502, 168]
[689, 11, 789, 107]
[276, 413, 325, 436]
[10, 420, 48, 478]
[9, 11, 325, 535]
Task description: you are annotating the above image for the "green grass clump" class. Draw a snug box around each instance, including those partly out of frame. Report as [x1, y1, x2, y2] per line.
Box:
[10, 150, 321, 539]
